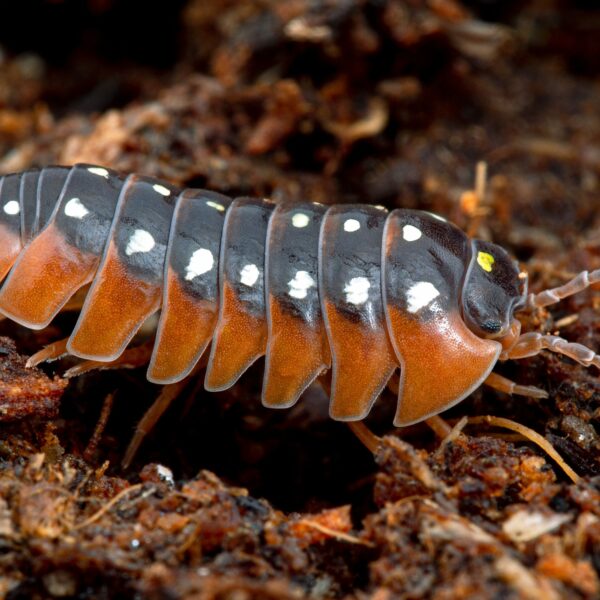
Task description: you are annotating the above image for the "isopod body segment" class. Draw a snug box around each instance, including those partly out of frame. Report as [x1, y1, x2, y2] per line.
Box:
[0, 163, 553, 426]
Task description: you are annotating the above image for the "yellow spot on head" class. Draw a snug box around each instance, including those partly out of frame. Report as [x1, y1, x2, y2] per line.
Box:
[477, 251, 495, 272]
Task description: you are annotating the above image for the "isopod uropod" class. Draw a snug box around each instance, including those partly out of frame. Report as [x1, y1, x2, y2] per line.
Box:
[0, 164, 598, 436]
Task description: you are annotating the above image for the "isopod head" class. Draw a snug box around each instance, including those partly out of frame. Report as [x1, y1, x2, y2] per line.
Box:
[461, 239, 527, 339]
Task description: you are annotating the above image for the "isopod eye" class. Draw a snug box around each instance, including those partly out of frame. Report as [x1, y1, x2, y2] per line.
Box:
[461, 240, 526, 338]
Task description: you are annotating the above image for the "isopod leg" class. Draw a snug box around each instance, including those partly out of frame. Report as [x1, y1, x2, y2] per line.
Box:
[484, 372, 548, 399]
[503, 332, 600, 369]
[347, 422, 381, 454]
[84, 392, 115, 463]
[425, 415, 452, 439]
[123, 353, 209, 468]
[64, 342, 154, 378]
[528, 269, 600, 308]
[27, 338, 154, 376]
[122, 371, 196, 468]
[27, 338, 69, 367]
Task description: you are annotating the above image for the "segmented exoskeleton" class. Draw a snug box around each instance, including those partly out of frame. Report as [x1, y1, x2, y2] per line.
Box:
[0, 164, 598, 431]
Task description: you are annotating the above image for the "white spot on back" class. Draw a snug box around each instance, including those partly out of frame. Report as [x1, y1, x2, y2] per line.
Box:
[87, 167, 109, 178]
[287, 270, 315, 299]
[402, 224, 422, 242]
[3, 200, 19, 215]
[185, 248, 214, 281]
[207, 200, 225, 212]
[343, 218, 361, 233]
[406, 281, 440, 313]
[291, 213, 310, 228]
[344, 276, 370, 305]
[153, 184, 171, 196]
[240, 263, 260, 287]
[64, 197, 89, 219]
[125, 229, 155, 256]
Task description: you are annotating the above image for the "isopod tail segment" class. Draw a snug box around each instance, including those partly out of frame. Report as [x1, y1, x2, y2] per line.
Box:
[0, 164, 598, 455]
[0, 165, 123, 329]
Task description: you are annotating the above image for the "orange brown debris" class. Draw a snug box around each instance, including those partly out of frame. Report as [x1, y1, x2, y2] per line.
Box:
[287, 505, 353, 548]
[0, 0, 599, 597]
[0, 337, 67, 421]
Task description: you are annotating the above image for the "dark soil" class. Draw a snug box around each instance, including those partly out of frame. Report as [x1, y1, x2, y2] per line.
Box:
[0, 1, 599, 598]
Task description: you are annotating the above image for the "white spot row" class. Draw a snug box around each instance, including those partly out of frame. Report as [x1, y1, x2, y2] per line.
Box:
[287, 270, 315, 299]
[343, 218, 361, 233]
[185, 248, 214, 281]
[240, 263, 260, 287]
[292, 212, 310, 228]
[125, 229, 156, 256]
[344, 276, 370, 305]
[64, 197, 89, 219]
[406, 281, 440, 313]
[402, 224, 421, 242]
[178, 251, 440, 317]
[55, 195, 439, 318]
[3, 200, 19, 216]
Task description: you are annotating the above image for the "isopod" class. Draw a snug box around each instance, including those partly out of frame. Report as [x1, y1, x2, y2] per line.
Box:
[0, 164, 598, 438]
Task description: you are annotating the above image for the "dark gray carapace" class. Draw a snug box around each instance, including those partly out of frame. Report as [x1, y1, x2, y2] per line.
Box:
[0, 163, 596, 429]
